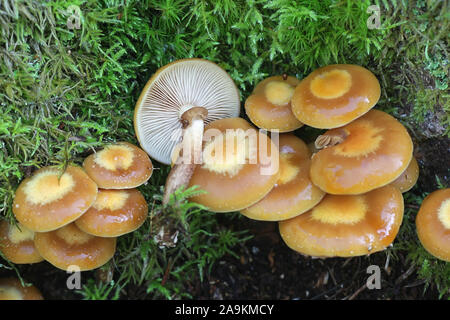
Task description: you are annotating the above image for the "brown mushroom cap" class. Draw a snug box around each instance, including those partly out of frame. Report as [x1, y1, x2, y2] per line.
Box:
[83, 142, 153, 189]
[188, 117, 279, 212]
[241, 134, 325, 221]
[390, 157, 419, 193]
[310, 109, 413, 195]
[0, 278, 43, 300]
[75, 188, 148, 237]
[13, 165, 98, 232]
[291, 64, 380, 129]
[279, 185, 404, 258]
[0, 220, 43, 264]
[416, 188, 450, 262]
[34, 223, 116, 271]
[245, 75, 303, 132]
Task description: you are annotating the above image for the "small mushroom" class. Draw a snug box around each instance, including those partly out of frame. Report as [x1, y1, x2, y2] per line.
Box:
[0, 220, 43, 264]
[34, 223, 116, 271]
[13, 165, 98, 232]
[188, 117, 280, 212]
[245, 75, 303, 132]
[291, 64, 380, 129]
[240, 134, 325, 221]
[133, 59, 240, 204]
[0, 278, 43, 300]
[415, 188, 450, 262]
[83, 142, 153, 189]
[279, 185, 404, 258]
[75, 188, 148, 237]
[310, 109, 413, 195]
[390, 156, 419, 193]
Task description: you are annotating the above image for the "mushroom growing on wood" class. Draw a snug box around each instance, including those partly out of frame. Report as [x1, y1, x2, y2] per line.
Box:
[279, 185, 404, 258]
[240, 134, 325, 221]
[0, 278, 43, 300]
[133, 59, 240, 204]
[416, 188, 450, 262]
[310, 109, 413, 195]
[245, 75, 303, 132]
[13, 165, 98, 232]
[291, 64, 380, 129]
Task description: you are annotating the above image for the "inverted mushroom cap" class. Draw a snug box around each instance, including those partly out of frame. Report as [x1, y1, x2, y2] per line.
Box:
[291, 64, 380, 129]
[83, 142, 153, 189]
[245, 75, 303, 132]
[416, 188, 450, 262]
[279, 185, 404, 258]
[75, 188, 148, 237]
[0, 220, 43, 264]
[134, 58, 241, 165]
[188, 117, 279, 212]
[13, 165, 98, 232]
[34, 223, 116, 271]
[0, 278, 43, 300]
[310, 109, 413, 195]
[390, 156, 419, 193]
[241, 134, 325, 221]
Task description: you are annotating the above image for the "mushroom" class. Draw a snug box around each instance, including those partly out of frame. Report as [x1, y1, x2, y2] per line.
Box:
[0, 220, 43, 264]
[291, 64, 380, 129]
[75, 188, 148, 237]
[240, 134, 325, 221]
[13, 165, 98, 232]
[83, 142, 153, 189]
[133, 58, 240, 204]
[34, 223, 116, 271]
[245, 75, 303, 132]
[188, 117, 279, 212]
[279, 185, 404, 258]
[310, 109, 413, 195]
[390, 156, 419, 193]
[0, 278, 43, 300]
[415, 188, 450, 262]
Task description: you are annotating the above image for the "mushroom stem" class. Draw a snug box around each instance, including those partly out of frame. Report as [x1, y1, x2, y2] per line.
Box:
[314, 129, 348, 150]
[163, 107, 208, 205]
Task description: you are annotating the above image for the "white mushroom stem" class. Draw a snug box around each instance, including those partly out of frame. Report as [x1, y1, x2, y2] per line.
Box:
[163, 107, 208, 205]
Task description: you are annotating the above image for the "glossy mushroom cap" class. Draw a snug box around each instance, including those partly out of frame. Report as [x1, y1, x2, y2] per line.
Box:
[279, 185, 404, 258]
[34, 223, 116, 271]
[245, 75, 303, 132]
[241, 134, 325, 221]
[83, 142, 153, 189]
[291, 64, 380, 129]
[416, 188, 450, 262]
[390, 157, 419, 193]
[75, 188, 148, 237]
[188, 117, 279, 212]
[13, 165, 98, 232]
[134, 58, 241, 165]
[0, 220, 43, 264]
[310, 109, 413, 195]
[0, 278, 43, 300]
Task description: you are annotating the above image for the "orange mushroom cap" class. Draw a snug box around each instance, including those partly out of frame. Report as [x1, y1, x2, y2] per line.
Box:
[75, 188, 148, 237]
[390, 157, 419, 193]
[13, 165, 98, 232]
[34, 223, 116, 271]
[310, 109, 413, 195]
[0, 278, 43, 300]
[241, 134, 325, 221]
[279, 185, 404, 258]
[83, 142, 153, 189]
[188, 117, 279, 212]
[245, 75, 303, 132]
[416, 188, 450, 262]
[291, 64, 380, 129]
[0, 220, 43, 264]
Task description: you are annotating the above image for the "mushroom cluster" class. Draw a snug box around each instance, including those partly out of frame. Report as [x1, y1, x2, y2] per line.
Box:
[2, 142, 152, 272]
